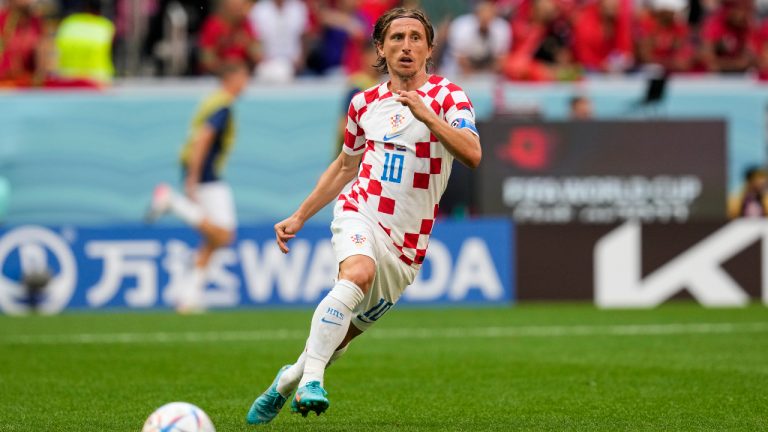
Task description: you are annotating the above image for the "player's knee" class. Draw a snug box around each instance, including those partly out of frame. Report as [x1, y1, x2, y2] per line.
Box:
[338, 258, 375, 293]
[209, 229, 234, 248]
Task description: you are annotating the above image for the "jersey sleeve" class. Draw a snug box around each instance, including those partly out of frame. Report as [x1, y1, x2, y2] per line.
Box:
[442, 84, 479, 137]
[206, 107, 230, 133]
[342, 94, 367, 156]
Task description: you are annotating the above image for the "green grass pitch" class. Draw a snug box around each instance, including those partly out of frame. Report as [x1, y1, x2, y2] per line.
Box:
[1, 303, 767, 431]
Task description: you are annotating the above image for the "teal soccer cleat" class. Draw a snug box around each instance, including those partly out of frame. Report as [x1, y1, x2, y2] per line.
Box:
[291, 381, 329, 417]
[246, 365, 291, 425]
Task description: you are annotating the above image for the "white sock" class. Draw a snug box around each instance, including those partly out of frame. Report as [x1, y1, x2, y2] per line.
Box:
[299, 280, 364, 387]
[180, 266, 206, 308]
[168, 190, 204, 227]
[277, 346, 349, 397]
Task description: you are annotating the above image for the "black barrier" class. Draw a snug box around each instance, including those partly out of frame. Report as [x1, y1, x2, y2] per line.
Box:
[477, 119, 727, 224]
[516, 221, 763, 305]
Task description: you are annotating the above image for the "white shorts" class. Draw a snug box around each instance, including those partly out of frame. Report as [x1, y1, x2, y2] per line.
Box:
[330, 201, 418, 332]
[197, 181, 237, 230]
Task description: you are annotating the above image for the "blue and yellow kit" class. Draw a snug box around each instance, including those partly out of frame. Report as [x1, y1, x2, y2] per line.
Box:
[180, 90, 236, 183]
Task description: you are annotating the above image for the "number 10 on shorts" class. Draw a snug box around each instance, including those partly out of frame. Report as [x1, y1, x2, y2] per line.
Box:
[357, 298, 394, 324]
[381, 153, 404, 183]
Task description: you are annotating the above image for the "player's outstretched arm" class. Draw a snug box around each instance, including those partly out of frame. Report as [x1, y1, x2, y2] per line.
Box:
[274, 151, 362, 253]
[396, 90, 482, 169]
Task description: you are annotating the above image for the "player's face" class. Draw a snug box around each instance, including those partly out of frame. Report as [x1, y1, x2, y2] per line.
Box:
[379, 18, 432, 79]
[227, 69, 251, 96]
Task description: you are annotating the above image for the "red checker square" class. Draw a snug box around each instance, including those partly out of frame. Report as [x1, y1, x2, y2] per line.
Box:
[343, 200, 358, 212]
[364, 88, 378, 103]
[415, 142, 431, 158]
[399, 254, 414, 266]
[403, 233, 420, 249]
[359, 163, 372, 179]
[359, 188, 369, 201]
[378, 196, 396, 214]
[414, 249, 427, 264]
[420, 219, 434, 234]
[456, 102, 471, 111]
[367, 179, 382, 195]
[430, 100, 441, 115]
[441, 94, 455, 112]
[430, 158, 442, 174]
[344, 130, 356, 148]
[427, 85, 441, 98]
[413, 173, 430, 189]
[378, 222, 392, 236]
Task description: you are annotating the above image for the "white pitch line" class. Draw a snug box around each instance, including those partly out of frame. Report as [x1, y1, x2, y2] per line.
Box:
[1, 322, 768, 345]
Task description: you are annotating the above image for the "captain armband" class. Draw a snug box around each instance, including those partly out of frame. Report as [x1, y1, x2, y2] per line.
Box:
[450, 118, 479, 136]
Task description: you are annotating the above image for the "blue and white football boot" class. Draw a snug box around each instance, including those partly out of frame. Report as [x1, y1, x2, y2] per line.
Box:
[291, 381, 329, 417]
[246, 365, 292, 425]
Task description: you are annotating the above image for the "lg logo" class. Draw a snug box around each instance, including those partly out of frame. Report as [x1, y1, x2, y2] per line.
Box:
[0, 226, 77, 315]
[595, 220, 767, 308]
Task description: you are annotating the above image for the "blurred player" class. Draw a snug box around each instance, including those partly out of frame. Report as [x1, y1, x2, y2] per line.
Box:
[246, 7, 482, 423]
[146, 62, 250, 313]
[728, 166, 768, 218]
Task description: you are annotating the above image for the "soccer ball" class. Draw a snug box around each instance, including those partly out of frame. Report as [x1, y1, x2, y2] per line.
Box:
[142, 402, 216, 432]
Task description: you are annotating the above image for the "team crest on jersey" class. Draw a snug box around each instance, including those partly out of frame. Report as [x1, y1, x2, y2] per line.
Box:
[390, 113, 405, 130]
[350, 233, 367, 247]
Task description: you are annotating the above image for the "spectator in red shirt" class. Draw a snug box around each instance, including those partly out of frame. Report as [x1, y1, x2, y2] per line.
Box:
[699, 0, 755, 73]
[571, 0, 634, 73]
[358, 0, 398, 23]
[635, 0, 693, 72]
[199, 0, 260, 75]
[504, 0, 580, 81]
[0, 0, 47, 86]
[753, 19, 768, 80]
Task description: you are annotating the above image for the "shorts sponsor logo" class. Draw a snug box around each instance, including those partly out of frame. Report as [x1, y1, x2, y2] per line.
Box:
[350, 234, 367, 247]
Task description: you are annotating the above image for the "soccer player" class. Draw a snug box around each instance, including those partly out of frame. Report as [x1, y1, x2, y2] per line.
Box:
[246, 7, 481, 423]
[146, 62, 250, 313]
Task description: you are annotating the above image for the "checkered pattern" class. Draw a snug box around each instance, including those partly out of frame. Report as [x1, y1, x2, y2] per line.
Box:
[338, 75, 477, 267]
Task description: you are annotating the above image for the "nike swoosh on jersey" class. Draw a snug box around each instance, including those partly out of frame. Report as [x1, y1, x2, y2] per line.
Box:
[320, 317, 342, 326]
[382, 131, 405, 142]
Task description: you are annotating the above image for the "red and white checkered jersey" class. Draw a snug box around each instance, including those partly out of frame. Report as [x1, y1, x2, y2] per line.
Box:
[338, 75, 478, 268]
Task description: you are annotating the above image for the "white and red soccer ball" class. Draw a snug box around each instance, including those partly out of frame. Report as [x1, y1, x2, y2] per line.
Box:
[142, 402, 216, 432]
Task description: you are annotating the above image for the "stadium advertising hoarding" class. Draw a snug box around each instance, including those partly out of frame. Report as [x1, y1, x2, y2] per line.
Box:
[517, 220, 766, 307]
[477, 119, 727, 224]
[0, 219, 513, 314]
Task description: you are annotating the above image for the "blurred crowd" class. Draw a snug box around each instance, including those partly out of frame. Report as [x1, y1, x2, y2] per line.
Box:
[2, 0, 768, 87]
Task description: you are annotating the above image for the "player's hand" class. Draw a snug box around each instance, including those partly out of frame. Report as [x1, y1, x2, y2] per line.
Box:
[274, 215, 304, 254]
[396, 90, 436, 124]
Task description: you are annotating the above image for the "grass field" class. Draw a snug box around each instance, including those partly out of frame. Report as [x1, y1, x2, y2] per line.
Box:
[1, 303, 767, 431]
